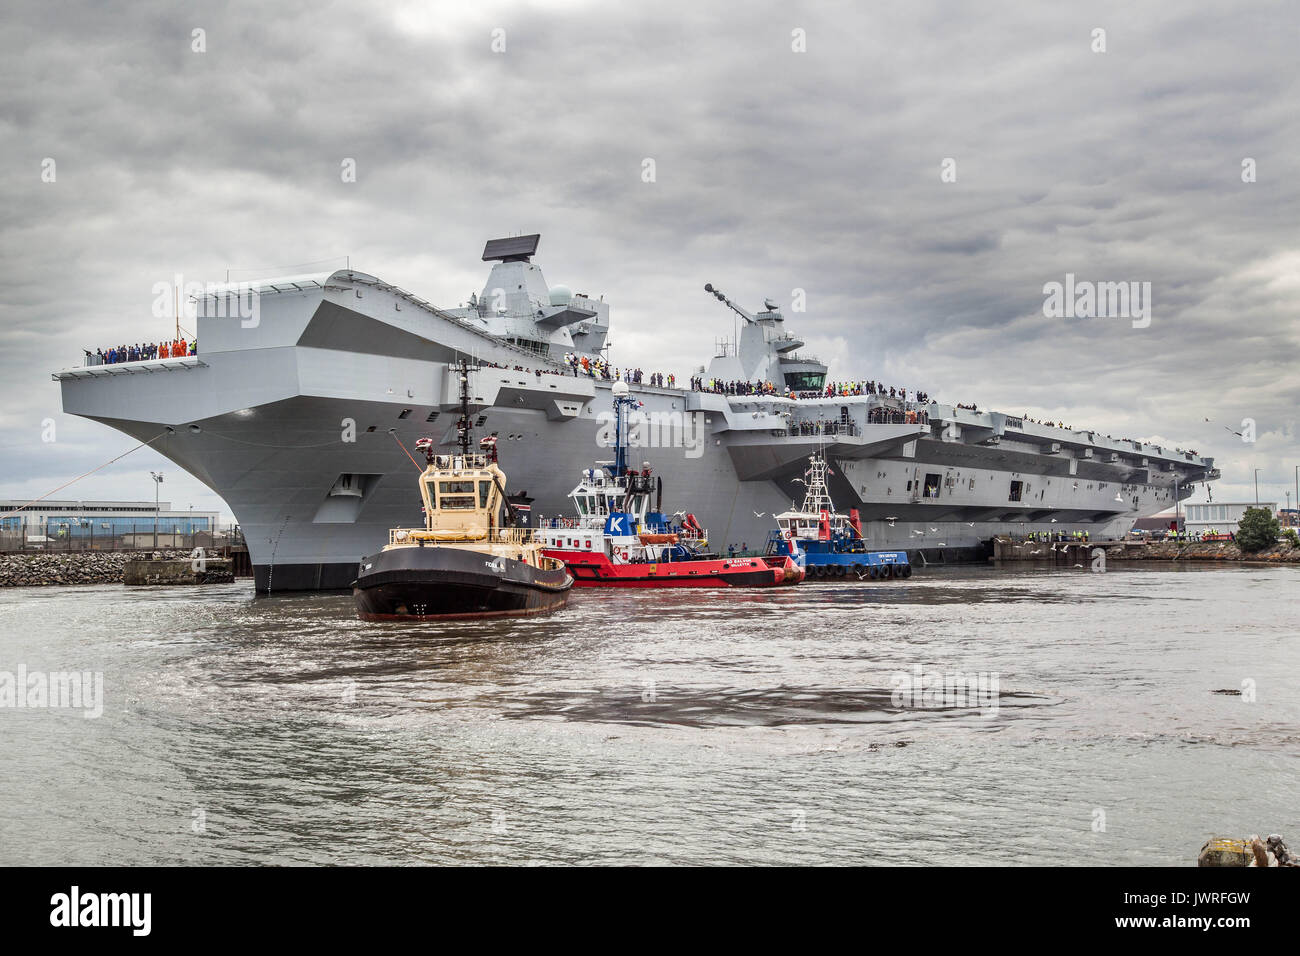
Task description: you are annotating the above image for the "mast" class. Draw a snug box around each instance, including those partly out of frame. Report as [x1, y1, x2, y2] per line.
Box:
[455, 360, 472, 457]
[799, 451, 837, 515]
[453, 359, 519, 527]
[611, 381, 635, 477]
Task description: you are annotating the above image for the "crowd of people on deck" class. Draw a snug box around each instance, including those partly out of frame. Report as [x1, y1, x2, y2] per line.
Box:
[868, 406, 928, 425]
[1017, 415, 1074, 429]
[817, 381, 931, 403]
[691, 377, 785, 396]
[790, 419, 858, 436]
[481, 360, 571, 379]
[558, 353, 675, 386]
[620, 368, 673, 387]
[689, 377, 934, 404]
[86, 338, 197, 365]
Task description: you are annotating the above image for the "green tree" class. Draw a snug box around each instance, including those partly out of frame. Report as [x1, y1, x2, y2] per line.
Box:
[1236, 507, 1280, 553]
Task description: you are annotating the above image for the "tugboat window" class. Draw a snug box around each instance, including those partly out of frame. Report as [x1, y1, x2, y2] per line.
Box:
[478, 481, 491, 508]
[438, 480, 477, 510]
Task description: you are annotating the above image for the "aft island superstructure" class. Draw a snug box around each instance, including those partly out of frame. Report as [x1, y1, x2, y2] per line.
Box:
[54, 234, 1219, 590]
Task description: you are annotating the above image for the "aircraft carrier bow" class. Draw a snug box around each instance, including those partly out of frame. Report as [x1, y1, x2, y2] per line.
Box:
[54, 234, 1219, 591]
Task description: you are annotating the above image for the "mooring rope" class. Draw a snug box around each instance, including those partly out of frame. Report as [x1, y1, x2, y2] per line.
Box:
[391, 432, 424, 471]
[0, 430, 170, 523]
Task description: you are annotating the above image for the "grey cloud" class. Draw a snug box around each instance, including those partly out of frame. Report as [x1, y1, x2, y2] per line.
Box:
[1, 0, 1297, 511]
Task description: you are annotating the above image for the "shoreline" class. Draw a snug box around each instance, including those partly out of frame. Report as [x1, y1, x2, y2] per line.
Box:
[993, 536, 1300, 565]
[0, 550, 212, 588]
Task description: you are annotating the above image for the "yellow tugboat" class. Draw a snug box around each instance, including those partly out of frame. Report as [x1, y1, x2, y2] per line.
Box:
[352, 367, 573, 621]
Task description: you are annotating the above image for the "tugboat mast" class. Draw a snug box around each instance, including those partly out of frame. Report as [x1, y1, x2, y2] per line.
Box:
[455, 360, 473, 458]
[450, 359, 519, 527]
[611, 381, 636, 477]
[798, 453, 837, 516]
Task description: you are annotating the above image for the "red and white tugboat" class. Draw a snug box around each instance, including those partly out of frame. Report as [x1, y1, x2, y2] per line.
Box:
[540, 382, 804, 588]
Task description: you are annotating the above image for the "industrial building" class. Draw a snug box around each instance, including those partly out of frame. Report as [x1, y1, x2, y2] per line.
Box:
[0, 499, 222, 548]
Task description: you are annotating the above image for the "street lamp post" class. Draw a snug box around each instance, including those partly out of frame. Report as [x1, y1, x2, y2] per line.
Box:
[151, 471, 164, 549]
[1254, 468, 1260, 508]
[1174, 475, 1180, 536]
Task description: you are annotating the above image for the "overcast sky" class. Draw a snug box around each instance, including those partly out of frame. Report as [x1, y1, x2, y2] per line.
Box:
[2, 0, 1298, 519]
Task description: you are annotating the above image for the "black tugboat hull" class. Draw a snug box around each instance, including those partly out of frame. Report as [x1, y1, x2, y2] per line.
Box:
[352, 545, 573, 621]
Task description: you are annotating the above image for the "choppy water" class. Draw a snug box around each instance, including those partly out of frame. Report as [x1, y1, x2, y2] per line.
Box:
[0, 563, 1295, 865]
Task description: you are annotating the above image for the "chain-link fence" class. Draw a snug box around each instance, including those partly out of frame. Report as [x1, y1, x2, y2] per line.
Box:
[0, 525, 245, 553]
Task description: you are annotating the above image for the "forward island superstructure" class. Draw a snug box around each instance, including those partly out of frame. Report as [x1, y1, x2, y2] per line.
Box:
[54, 234, 1219, 590]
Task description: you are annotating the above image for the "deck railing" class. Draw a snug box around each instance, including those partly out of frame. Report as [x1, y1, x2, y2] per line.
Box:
[786, 421, 862, 437]
[388, 526, 536, 545]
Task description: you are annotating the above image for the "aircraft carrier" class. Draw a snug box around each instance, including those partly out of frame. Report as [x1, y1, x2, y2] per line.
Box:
[54, 234, 1219, 591]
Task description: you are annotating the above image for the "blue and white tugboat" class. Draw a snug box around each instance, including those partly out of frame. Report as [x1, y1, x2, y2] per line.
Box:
[766, 451, 912, 581]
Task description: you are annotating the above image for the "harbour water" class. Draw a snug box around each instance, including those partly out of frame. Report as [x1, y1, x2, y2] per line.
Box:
[1, 564, 1295, 866]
